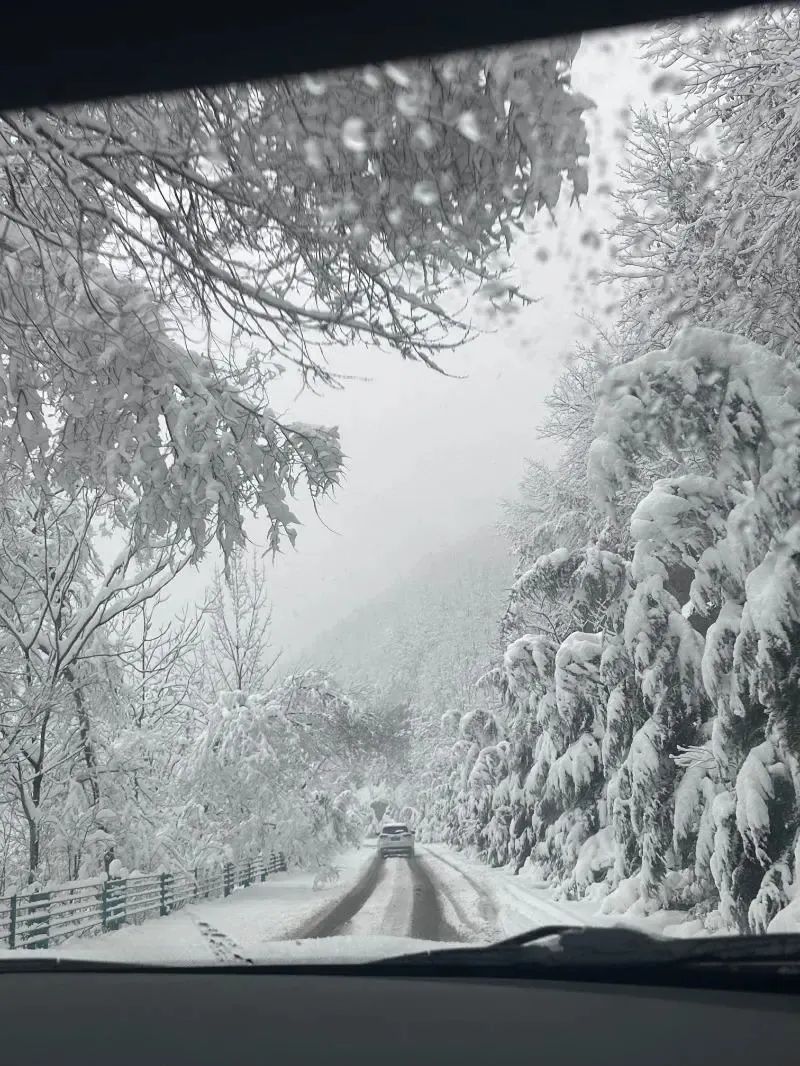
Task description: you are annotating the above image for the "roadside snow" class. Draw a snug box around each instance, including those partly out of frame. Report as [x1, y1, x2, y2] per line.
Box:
[421, 844, 717, 939]
[421, 844, 584, 939]
[417, 847, 500, 941]
[39, 848, 373, 964]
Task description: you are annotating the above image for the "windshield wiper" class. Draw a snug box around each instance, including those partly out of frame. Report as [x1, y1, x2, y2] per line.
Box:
[393, 923, 800, 964]
[361, 925, 800, 990]
[372, 924, 676, 966]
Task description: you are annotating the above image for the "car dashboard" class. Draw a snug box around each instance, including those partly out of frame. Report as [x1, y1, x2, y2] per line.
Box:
[2, 967, 798, 1066]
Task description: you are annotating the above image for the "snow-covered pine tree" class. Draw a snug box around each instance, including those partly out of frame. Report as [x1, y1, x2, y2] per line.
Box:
[492, 637, 555, 871]
[591, 325, 800, 928]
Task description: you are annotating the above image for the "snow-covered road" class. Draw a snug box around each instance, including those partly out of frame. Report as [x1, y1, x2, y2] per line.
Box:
[17, 843, 600, 966]
[299, 848, 466, 942]
[294, 843, 593, 946]
[21, 842, 796, 966]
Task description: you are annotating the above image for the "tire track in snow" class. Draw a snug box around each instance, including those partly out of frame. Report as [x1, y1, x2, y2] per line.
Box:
[297, 855, 461, 941]
[419, 845, 500, 938]
[408, 856, 460, 941]
[340, 858, 414, 937]
[423, 844, 586, 935]
[298, 853, 383, 938]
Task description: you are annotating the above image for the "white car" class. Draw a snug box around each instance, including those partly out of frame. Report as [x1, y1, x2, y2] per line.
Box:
[378, 822, 415, 858]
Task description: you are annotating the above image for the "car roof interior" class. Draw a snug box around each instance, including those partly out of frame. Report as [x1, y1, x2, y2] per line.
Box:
[2, 0, 760, 110]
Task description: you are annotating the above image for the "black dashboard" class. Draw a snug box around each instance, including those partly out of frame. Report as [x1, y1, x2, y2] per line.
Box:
[2, 971, 797, 1066]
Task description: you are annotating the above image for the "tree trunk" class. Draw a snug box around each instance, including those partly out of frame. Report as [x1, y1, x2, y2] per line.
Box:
[18, 766, 43, 885]
[27, 818, 40, 884]
[70, 674, 115, 872]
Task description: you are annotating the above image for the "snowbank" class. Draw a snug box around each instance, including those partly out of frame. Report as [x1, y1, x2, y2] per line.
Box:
[423, 844, 730, 940]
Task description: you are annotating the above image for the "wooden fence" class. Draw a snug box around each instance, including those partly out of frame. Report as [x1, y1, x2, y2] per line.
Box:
[0, 852, 287, 950]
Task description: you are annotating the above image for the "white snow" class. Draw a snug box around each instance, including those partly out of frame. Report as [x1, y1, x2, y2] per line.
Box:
[8, 834, 798, 969]
[42, 849, 373, 964]
[735, 741, 775, 861]
[421, 844, 586, 937]
[341, 859, 415, 938]
[422, 844, 733, 939]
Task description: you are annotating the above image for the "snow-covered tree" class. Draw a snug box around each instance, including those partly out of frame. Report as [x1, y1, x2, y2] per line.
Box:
[179, 672, 386, 866]
[203, 550, 278, 695]
[0, 45, 592, 565]
[418, 12, 800, 936]
[591, 326, 800, 925]
[609, 9, 800, 362]
[0, 460, 217, 884]
[422, 319, 800, 932]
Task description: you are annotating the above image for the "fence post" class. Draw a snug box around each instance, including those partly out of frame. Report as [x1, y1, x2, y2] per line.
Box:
[27, 890, 50, 949]
[159, 872, 172, 917]
[223, 863, 234, 897]
[8, 894, 16, 949]
[260, 858, 266, 883]
[193, 867, 199, 900]
[112, 879, 127, 931]
[102, 878, 125, 931]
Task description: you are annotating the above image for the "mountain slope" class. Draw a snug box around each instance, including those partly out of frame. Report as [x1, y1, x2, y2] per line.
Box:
[301, 527, 513, 712]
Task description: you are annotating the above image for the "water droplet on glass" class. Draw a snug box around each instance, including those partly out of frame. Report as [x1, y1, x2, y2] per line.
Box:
[413, 181, 439, 206]
[413, 123, 435, 150]
[351, 222, 369, 244]
[384, 62, 411, 88]
[342, 117, 368, 152]
[302, 74, 326, 96]
[457, 112, 481, 142]
[304, 138, 324, 170]
[397, 93, 418, 119]
[362, 65, 382, 89]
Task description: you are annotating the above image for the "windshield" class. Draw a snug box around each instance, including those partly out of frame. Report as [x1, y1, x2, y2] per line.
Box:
[1, 3, 800, 969]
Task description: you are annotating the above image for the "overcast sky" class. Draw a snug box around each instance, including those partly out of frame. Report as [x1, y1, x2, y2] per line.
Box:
[164, 26, 660, 657]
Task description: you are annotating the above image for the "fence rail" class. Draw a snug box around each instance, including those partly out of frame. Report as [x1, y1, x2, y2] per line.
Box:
[0, 852, 287, 950]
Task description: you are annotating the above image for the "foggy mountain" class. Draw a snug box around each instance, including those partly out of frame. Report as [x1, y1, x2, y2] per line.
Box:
[297, 527, 513, 711]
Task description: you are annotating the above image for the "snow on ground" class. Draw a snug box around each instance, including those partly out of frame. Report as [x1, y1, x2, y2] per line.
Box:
[417, 847, 500, 941]
[48, 848, 373, 964]
[223, 935, 450, 963]
[421, 844, 583, 939]
[766, 893, 800, 935]
[421, 844, 713, 940]
[3, 838, 749, 968]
